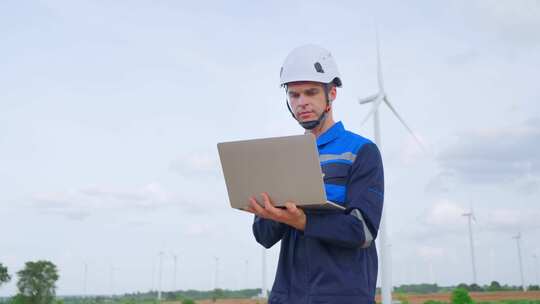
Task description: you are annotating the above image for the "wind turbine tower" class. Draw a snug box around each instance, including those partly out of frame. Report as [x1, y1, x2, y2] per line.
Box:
[245, 259, 249, 289]
[158, 251, 164, 301]
[261, 248, 267, 298]
[513, 233, 526, 291]
[358, 28, 425, 304]
[173, 253, 178, 291]
[214, 256, 220, 291]
[83, 262, 88, 297]
[533, 254, 539, 287]
[462, 210, 477, 284]
[109, 266, 116, 297]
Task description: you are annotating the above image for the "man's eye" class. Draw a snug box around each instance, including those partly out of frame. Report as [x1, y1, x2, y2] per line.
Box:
[306, 90, 318, 96]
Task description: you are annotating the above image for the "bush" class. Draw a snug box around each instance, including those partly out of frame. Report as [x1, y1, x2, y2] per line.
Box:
[395, 293, 410, 304]
[423, 301, 446, 304]
[528, 285, 540, 291]
[451, 288, 473, 304]
[395, 284, 440, 294]
[468, 284, 483, 292]
[181, 299, 195, 304]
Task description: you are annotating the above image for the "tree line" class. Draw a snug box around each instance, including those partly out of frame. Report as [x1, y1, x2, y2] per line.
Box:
[3, 261, 539, 304]
[392, 282, 540, 294]
[2, 261, 262, 304]
[123, 288, 261, 301]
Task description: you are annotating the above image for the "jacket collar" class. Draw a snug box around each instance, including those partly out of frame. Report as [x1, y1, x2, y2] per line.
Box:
[315, 121, 344, 147]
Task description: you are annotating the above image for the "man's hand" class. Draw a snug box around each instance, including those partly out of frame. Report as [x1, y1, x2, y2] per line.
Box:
[246, 192, 306, 231]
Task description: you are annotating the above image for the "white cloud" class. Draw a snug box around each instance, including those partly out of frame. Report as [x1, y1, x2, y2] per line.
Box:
[512, 174, 540, 195]
[170, 152, 222, 178]
[32, 191, 94, 220]
[424, 199, 467, 227]
[397, 133, 433, 165]
[416, 245, 446, 260]
[473, 0, 540, 30]
[425, 171, 458, 194]
[183, 222, 214, 237]
[400, 199, 470, 241]
[30, 182, 204, 220]
[80, 183, 172, 208]
[465, 0, 540, 46]
[436, 118, 540, 186]
[485, 207, 540, 232]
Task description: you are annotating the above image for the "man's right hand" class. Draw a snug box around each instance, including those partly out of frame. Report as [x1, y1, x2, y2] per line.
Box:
[245, 192, 306, 231]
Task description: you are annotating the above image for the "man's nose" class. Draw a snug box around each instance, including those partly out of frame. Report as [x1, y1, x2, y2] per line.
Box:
[297, 94, 309, 106]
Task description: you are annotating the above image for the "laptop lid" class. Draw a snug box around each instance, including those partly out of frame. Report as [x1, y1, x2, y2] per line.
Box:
[217, 134, 344, 211]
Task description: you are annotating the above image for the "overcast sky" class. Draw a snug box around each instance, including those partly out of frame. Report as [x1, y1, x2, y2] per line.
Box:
[1, 0, 540, 297]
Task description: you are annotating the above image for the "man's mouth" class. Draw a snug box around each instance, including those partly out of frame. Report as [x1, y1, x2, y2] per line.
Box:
[298, 111, 313, 120]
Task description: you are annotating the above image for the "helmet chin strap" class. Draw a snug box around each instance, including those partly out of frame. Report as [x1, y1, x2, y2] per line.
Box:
[286, 102, 329, 130]
[285, 84, 332, 130]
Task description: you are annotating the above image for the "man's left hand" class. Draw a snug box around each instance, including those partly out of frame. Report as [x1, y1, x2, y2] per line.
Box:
[246, 192, 306, 231]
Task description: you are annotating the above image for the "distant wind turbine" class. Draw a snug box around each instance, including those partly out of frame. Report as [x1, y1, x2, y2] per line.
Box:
[151, 257, 156, 292]
[533, 254, 539, 287]
[245, 259, 249, 289]
[172, 253, 178, 291]
[158, 251, 164, 301]
[83, 262, 88, 297]
[462, 208, 478, 284]
[110, 266, 116, 297]
[358, 28, 425, 304]
[214, 256, 220, 291]
[512, 233, 526, 291]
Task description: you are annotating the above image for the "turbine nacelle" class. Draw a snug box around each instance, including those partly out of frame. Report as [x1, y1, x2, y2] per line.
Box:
[358, 31, 427, 153]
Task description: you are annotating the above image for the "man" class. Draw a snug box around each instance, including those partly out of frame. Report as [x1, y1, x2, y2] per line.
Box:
[246, 45, 384, 304]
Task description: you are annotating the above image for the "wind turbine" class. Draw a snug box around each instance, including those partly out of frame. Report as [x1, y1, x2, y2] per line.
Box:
[214, 256, 220, 291]
[462, 208, 478, 284]
[158, 251, 164, 301]
[244, 259, 249, 289]
[151, 257, 156, 292]
[358, 29, 425, 304]
[83, 262, 88, 297]
[533, 254, 539, 287]
[109, 265, 116, 298]
[172, 253, 178, 291]
[512, 233, 526, 291]
[260, 249, 267, 298]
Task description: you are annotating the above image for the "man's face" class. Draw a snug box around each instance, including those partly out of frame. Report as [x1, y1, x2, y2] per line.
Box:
[287, 81, 335, 122]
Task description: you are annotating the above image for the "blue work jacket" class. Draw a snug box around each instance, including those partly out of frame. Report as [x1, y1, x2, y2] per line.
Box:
[253, 121, 384, 304]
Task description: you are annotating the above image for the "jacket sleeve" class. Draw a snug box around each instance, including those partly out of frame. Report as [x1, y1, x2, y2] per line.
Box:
[304, 143, 384, 248]
[252, 215, 288, 249]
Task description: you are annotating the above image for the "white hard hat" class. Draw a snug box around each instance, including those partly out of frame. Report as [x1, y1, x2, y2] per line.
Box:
[279, 44, 342, 87]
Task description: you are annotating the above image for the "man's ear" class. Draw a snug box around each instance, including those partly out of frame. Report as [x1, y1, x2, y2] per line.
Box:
[329, 85, 337, 102]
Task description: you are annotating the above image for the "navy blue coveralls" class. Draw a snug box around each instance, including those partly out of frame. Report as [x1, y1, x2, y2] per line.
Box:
[253, 121, 384, 304]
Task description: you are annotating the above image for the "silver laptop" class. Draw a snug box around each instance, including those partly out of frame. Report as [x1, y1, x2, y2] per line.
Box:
[217, 134, 345, 211]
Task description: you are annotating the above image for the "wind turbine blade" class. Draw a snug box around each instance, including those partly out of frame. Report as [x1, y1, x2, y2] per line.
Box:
[359, 95, 384, 127]
[358, 93, 379, 104]
[375, 27, 384, 91]
[383, 97, 427, 152]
